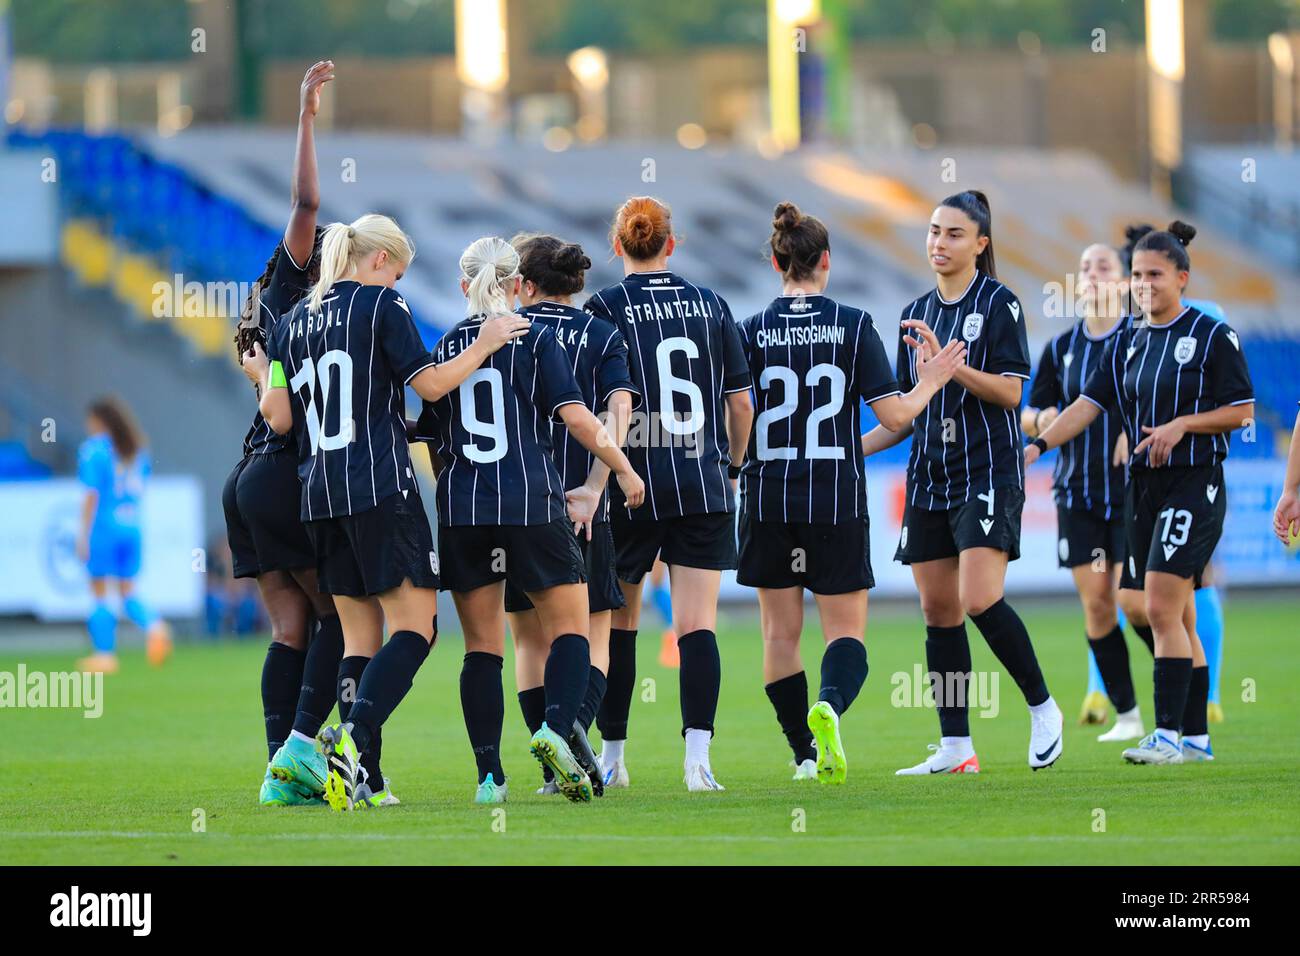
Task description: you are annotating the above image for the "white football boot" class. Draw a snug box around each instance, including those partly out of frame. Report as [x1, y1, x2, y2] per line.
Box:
[1122, 731, 1184, 765]
[1028, 697, 1064, 770]
[1096, 706, 1145, 743]
[895, 742, 980, 775]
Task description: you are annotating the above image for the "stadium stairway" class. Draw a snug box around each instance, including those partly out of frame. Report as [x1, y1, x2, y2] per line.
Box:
[0, 262, 252, 531]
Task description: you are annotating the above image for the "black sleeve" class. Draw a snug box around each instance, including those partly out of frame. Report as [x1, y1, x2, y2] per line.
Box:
[596, 329, 641, 409]
[534, 327, 586, 421]
[413, 401, 440, 442]
[895, 307, 916, 391]
[583, 289, 614, 322]
[1081, 334, 1121, 412]
[986, 290, 1031, 378]
[857, 314, 901, 403]
[1027, 339, 1062, 411]
[260, 241, 313, 326]
[718, 298, 751, 394]
[377, 291, 436, 384]
[1208, 323, 1254, 407]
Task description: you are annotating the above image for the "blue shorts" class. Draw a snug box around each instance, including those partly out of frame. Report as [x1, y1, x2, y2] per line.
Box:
[87, 523, 143, 579]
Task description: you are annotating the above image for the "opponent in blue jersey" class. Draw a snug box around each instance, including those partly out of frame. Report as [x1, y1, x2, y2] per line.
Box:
[77, 397, 169, 672]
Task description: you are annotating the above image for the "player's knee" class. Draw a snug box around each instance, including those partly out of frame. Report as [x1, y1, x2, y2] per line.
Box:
[1081, 591, 1117, 628]
[1117, 589, 1147, 627]
[919, 595, 963, 627]
[959, 586, 1002, 619]
[1144, 596, 1183, 632]
[269, 623, 309, 651]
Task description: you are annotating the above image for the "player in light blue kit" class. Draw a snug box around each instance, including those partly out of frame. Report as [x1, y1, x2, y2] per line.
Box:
[77, 397, 171, 672]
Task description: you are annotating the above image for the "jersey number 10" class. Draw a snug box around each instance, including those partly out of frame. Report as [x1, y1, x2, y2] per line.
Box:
[289, 350, 355, 454]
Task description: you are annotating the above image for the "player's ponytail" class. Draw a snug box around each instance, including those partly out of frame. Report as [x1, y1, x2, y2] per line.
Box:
[1134, 220, 1195, 272]
[511, 233, 589, 297]
[940, 189, 997, 279]
[88, 396, 144, 462]
[769, 201, 830, 283]
[308, 214, 414, 313]
[460, 236, 520, 317]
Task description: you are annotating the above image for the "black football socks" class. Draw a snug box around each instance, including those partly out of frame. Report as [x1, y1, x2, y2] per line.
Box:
[1153, 657, 1193, 735]
[819, 637, 868, 716]
[765, 671, 815, 764]
[543, 634, 590, 735]
[261, 641, 304, 760]
[291, 613, 344, 739]
[346, 630, 431, 755]
[678, 629, 721, 735]
[1088, 624, 1137, 714]
[576, 666, 607, 732]
[461, 651, 505, 785]
[596, 627, 636, 742]
[518, 684, 552, 783]
[926, 624, 972, 737]
[1133, 623, 1156, 656]
[1181, 664, 1210, 737]
[970, 599, 1050, 707]
[336, 654, 384, 791]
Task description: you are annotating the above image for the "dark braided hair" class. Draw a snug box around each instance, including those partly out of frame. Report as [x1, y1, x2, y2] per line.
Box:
[233, 227, 326, 361]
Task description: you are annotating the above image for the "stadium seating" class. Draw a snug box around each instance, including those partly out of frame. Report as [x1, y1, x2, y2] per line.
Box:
[11, 126, 1298, 458]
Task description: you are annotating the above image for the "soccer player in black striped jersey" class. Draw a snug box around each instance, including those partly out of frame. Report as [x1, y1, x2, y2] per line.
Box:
[1023, 241, 1150, 743]
[498, 234, 639, 797]
[252, 215, 531, 810]
[862, 190, 1063, 774]
[739, 203, 966, 785]
[583, 197, 754, 792]
[415, 236, 644, 804]
[1028, 222, 1254, 766]
[224, 61, 349, 808]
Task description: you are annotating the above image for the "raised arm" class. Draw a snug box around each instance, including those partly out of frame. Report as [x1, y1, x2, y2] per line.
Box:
[284, 60, 332, 267]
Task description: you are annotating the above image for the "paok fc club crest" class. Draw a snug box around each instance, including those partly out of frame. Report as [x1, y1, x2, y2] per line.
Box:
[962, 312, 984, 342]
[1174, 335, 1198, 365]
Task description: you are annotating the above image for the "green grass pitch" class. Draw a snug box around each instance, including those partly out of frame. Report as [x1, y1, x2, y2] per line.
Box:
[2, 596, 1297, 865]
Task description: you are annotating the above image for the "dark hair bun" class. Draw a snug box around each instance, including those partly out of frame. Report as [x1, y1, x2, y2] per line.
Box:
[552, 243, 591, 275]
[772, 201, 801, 233]
[1125, 223, 1155, 245]
[1167, 220, 1197, 246]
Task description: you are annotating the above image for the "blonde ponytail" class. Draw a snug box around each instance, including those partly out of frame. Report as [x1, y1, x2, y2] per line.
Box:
[307, 214, 415, 313]
[459, 236, 519, 317]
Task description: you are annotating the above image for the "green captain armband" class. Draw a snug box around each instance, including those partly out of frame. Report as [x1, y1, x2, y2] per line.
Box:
[269, 360, 287, 389]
